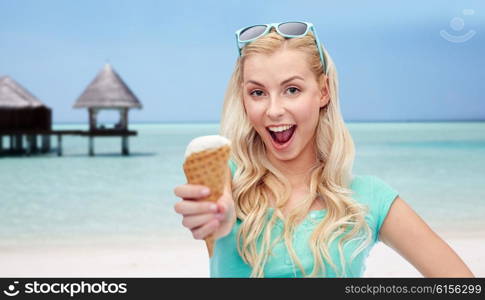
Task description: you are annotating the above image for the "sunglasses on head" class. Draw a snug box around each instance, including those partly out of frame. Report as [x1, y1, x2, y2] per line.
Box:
[235, 21, 327, 73]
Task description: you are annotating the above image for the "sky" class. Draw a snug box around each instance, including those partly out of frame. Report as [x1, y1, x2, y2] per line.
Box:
[1, 0, 484, 123]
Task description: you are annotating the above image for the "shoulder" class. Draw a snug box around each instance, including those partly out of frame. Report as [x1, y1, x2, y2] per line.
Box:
[350, 174, 398, 200]
[350, 174, 400, 242]
[349, 174, 373, 193]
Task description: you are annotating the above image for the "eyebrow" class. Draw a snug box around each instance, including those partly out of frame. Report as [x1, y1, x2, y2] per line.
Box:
[245, 75, 304, 87]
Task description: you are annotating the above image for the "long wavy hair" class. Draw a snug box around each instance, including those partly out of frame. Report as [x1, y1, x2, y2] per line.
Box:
[219, 29, 372, 277]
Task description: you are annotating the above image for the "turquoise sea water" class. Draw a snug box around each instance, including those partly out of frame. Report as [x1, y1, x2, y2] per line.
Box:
[0, 122, 484, 247]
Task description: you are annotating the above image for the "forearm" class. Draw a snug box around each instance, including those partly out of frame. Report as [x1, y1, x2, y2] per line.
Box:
[420, 242, 475, 278]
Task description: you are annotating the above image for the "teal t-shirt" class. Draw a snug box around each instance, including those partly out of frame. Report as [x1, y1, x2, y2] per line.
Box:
[210, 160, 399, 277]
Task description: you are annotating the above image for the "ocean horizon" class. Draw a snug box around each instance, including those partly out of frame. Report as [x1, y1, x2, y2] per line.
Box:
[1, 121, 484, 247]
[50, 120, 485, 125]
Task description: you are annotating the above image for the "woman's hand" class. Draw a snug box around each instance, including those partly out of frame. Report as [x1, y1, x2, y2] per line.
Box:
[173, 171, 236, 240]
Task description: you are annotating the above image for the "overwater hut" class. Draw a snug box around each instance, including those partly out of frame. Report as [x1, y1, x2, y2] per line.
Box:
[0, 76, 51, 154]
[73, 64, 142, 155]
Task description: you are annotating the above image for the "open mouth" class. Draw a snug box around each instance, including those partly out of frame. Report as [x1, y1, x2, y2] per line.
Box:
[267, 125, 297, 145]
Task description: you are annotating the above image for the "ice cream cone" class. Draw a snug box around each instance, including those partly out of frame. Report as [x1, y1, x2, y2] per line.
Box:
[183, 137, 231, 257]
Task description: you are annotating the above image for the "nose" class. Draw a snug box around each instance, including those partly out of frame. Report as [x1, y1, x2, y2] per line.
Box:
[266, 96, 285, 120]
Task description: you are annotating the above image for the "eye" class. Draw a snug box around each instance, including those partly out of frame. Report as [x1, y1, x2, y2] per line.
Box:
[285, 86, 300, 95]
[249, 89, 265, 97]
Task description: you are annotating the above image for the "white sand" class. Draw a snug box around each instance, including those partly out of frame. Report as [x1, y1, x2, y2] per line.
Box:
[0, 233, 483, 277]
[0, 235, 210, 278]
[364, 237, 484, 277]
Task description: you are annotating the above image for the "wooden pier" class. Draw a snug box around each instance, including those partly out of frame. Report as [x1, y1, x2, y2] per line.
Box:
[1, 65, 142, 158]
[0, 129, 137, 156]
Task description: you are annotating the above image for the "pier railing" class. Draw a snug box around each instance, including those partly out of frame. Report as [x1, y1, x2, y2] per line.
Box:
[0, 129, 137, 156]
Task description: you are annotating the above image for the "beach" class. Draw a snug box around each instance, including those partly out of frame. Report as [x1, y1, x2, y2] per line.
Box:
[0, 231, 483, 277]
[1, 122, 484, 278]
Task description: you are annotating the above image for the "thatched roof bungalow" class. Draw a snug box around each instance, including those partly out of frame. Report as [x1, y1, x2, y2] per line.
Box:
[73, 64, 142, 131]
[0, 76, 51, 131]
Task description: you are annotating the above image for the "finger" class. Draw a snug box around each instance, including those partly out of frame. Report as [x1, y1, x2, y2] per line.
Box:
[215, 201, 229, 222]
[174, 200, 218, 215]
[182, 213, 218, 229]
[173, 185, 210, 199]
[192, 219, 220, 240]
[216, 201, 226, 215]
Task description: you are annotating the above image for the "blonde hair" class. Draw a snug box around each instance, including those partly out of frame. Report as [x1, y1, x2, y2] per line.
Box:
[219, 30, 372, 277]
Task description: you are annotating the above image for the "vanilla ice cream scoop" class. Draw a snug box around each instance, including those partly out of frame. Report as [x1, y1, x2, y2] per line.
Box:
[184, 135, 231, 158]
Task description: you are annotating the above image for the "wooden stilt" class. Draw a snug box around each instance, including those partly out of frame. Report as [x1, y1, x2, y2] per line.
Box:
[15, 134, 23, 153]
[122, 136, 129, 155]
[57, 134, 62, 156]
[32, 134, 38, 152]
[89, 136, 94, 156]
[0, 135, 3, 154]
[41, 134, 51, 153]
[26, 135, 32, 156]
[10, 134, 14, 152]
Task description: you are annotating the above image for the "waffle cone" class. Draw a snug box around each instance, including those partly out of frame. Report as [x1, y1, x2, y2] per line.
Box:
[183, 145, 231, 257]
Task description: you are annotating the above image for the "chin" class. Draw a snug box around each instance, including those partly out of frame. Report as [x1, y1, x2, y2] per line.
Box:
[273, 151, 299, 161]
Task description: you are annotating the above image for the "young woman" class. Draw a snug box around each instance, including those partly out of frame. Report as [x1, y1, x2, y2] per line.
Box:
[173, 22, 474, 278]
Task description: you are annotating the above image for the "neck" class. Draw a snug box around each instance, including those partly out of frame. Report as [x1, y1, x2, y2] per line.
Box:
[267, 141, 318, 188]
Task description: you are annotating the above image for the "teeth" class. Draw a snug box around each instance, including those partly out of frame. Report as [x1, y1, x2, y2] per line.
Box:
[268, 125, 293, 132]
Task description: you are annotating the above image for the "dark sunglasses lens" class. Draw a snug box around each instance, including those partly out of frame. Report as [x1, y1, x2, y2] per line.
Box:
[239, 25, 267, 41]
[278, 22, 308, 35]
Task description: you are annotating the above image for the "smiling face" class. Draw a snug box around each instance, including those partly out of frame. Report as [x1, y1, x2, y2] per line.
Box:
[242, 48, 329, 163]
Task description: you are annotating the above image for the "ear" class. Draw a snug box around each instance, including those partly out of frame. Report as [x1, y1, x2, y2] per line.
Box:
[319, 76, 330, 108]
